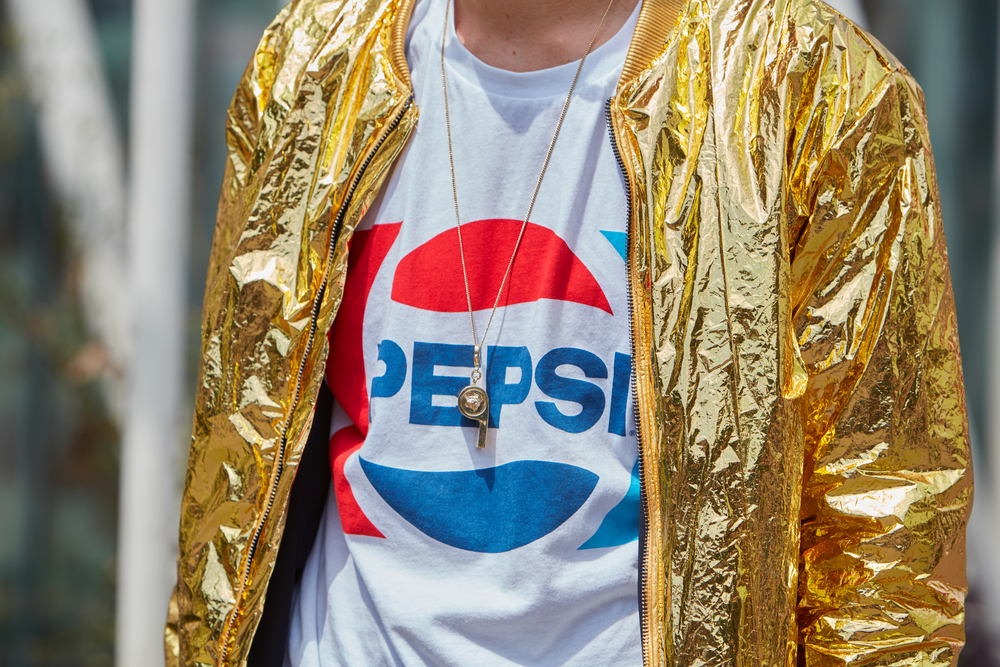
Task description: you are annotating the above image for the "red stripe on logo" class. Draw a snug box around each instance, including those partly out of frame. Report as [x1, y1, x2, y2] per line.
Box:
[391, 219, 612, 315]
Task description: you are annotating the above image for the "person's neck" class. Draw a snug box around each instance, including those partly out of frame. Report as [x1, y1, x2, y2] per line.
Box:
[453, 0, 641, 73]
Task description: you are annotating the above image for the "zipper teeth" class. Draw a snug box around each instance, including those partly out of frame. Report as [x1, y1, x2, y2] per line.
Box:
[218, 95, 414, 665]
[606, 98, 651, 667]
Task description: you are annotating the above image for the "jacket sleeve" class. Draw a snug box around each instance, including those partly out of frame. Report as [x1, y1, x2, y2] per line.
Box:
[788, 17, 972, 666]
[164, 3, 296, 665]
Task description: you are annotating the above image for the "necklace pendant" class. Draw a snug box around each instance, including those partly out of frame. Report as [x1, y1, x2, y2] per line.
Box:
[458, 385, 489, 449]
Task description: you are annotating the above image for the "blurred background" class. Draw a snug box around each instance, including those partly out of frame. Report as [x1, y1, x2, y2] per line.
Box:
[0, 0, 996, 665]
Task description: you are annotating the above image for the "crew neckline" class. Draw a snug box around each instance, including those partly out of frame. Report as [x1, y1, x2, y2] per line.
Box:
[441, 0, 642, 99]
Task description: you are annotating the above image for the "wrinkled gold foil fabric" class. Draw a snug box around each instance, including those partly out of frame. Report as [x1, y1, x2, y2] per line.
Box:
[167, 0, 971, 665]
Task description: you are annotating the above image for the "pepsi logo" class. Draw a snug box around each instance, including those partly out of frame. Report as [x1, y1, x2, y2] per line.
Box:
[324, 220, 639, 553]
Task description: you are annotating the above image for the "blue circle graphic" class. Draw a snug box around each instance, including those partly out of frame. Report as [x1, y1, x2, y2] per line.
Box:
[359, 458, 598, 553]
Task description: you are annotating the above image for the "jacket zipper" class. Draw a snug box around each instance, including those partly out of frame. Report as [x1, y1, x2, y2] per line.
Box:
[606, 98, 651, 667]
[218, 94, 414, 665]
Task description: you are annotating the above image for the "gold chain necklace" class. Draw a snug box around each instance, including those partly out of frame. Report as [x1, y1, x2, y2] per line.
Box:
[442, 0, 616, 448]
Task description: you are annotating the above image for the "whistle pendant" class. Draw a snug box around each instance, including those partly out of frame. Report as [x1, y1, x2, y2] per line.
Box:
[458, 385, 489, 448]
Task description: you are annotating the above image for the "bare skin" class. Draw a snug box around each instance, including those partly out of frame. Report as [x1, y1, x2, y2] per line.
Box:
[454, 0, 641, 72]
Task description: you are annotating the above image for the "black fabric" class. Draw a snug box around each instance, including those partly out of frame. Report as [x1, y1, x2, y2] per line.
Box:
[248, 382, 334, 666]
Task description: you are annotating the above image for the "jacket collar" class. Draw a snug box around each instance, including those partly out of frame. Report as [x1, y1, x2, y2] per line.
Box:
[387, 0, 686, 92]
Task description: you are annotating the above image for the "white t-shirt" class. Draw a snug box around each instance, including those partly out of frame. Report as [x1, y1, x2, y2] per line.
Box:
[286, 1, 642, 665]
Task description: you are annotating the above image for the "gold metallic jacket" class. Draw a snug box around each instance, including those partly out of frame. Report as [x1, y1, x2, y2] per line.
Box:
[166, 0, 972, 664]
